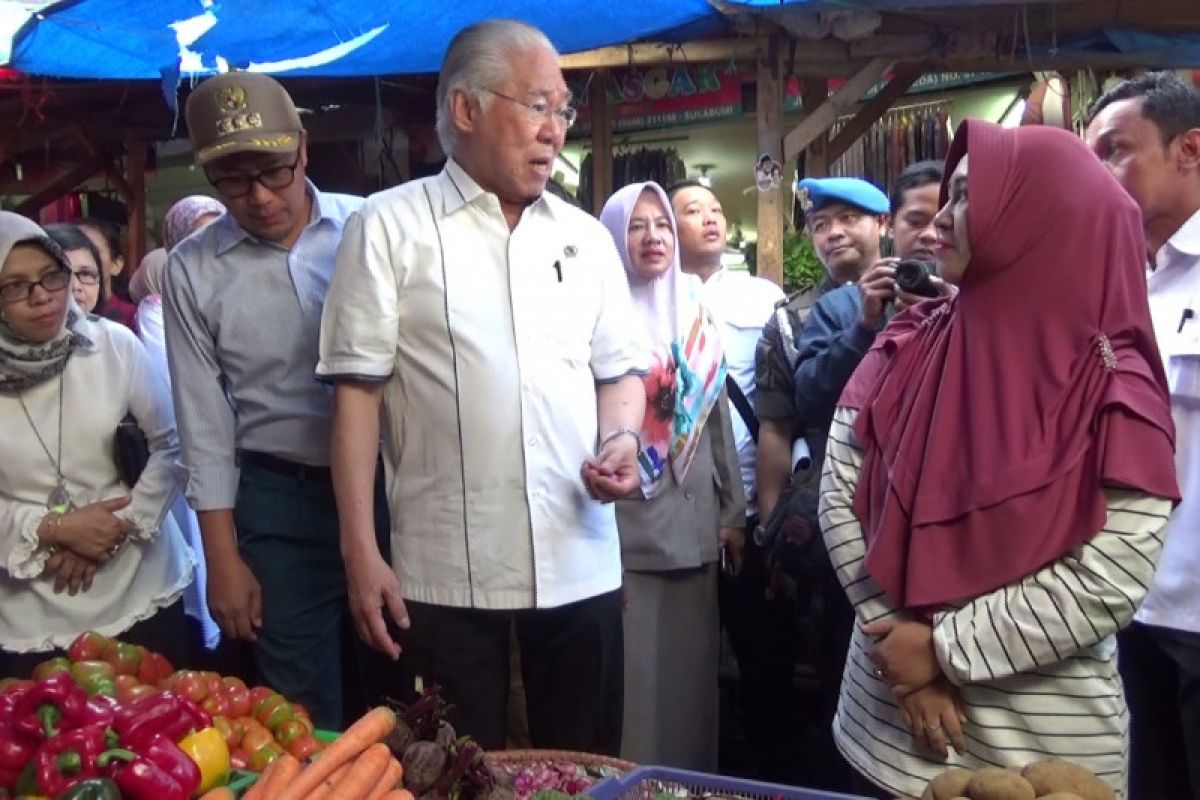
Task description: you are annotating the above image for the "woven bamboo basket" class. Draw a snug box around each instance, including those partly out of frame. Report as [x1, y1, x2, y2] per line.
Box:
[485, 749, 636, 773]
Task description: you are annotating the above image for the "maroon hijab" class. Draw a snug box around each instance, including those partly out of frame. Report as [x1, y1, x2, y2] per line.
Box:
[840, 119, 1179, 609]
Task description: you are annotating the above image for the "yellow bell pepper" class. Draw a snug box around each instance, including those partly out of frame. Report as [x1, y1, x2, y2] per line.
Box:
[178, 726, 231, 796]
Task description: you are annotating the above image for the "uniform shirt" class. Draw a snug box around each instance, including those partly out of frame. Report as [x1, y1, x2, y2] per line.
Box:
[697, 267, 783, 515]
[754, 278, 837, 422]
[1141, 207, 1200, 635]
[822, 407, 1170, 799]
[163, 183, 362, 511]
[317, 160, 648, 610]
[0, 317, 194, 652]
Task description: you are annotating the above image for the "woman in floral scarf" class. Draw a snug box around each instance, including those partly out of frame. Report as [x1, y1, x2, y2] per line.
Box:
[599, 182, 746, 770]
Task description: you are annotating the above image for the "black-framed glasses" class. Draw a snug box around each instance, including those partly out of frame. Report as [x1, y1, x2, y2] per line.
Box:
[72, 268, 101, 286]
[207, 151, 302, 198]
[483, 88, 577, 130]
[0, 268, 71, 304]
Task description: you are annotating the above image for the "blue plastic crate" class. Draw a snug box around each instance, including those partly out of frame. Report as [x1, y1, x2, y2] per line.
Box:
[586, 767, 871, 800]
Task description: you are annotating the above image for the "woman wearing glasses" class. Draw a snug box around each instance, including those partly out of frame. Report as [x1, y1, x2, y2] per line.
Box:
[0, 211, 194, 675]
[45, 224, 106, 314]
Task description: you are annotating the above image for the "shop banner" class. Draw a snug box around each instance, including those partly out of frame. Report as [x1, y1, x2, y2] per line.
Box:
[571, 64, 744, 135]
[783, 70, 1019, 112]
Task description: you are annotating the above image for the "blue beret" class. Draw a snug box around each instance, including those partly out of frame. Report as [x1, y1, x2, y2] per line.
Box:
[796, 177, 889, 216]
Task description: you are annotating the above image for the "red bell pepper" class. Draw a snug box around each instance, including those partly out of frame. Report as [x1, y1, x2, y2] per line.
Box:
[112, 691, 211, 750]
[0, 727, 35, 791]
[0, 682, 32, 722]
[97, 738, 196, 800]
[12, 673, 87, 741]
[34, 722, 108, 797]
[78, 695, 120, 728]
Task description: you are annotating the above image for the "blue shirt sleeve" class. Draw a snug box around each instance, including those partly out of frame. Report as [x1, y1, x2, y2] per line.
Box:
[792, 287, 877, 440]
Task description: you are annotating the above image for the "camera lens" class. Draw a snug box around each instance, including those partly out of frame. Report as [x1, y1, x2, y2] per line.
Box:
[894, 259, 938, 298]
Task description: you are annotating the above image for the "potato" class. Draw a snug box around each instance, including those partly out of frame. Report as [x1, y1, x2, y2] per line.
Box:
[927, 768, 975, 800]
[965, 767, 1036, 800]
[1020, 760, 1114, 800]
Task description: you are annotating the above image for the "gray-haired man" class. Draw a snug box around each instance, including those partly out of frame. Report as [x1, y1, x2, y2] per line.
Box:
[318, 19, 647, 753]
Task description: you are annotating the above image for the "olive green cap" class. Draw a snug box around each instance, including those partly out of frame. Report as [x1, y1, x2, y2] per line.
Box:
[185, 72, 303, 165]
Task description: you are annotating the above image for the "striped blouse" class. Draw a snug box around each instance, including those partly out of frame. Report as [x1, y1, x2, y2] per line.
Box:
[820, 407, 1172, 799]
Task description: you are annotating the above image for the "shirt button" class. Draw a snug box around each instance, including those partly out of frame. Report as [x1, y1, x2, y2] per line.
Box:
[684, 491, 694, 501]
[528, 436, 539, 447]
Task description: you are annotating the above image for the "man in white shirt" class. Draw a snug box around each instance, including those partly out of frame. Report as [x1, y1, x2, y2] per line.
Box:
[1087, 70, 1200, 800]
[318, 19, 647, 754]
[670, 181, 783, 519]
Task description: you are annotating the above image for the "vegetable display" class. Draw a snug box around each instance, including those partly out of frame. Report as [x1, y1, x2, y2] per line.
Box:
[0, 630, 326, 799]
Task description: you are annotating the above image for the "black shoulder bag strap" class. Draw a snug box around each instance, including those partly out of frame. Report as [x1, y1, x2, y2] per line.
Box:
[724, 375, 759, 444]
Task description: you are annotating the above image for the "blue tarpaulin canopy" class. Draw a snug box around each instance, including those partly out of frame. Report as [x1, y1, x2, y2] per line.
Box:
[6, 0, 1200, 81]
[6, 0, 722, 79]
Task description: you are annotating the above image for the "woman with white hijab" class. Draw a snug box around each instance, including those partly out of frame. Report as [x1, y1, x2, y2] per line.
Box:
[0, 211, 194, 674]
[599, 182, 745, 770]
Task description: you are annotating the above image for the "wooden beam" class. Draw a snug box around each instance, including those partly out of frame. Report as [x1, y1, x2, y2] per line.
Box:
[801, 79, 830, 178]
[14, 157, 106, 217]
[588, 70, 613, 214]
[561, 38, 763, 70]
[124, 139, 146, 268]
[755, 36, 784, 287]
[826, 63, 925, 164]
[70, 124, 136, 202]
[784, 57, 890, 163]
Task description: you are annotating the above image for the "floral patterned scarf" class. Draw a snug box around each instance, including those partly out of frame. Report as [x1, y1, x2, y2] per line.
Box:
[600, 182, 726, 499]
[0, 212, 92, 393]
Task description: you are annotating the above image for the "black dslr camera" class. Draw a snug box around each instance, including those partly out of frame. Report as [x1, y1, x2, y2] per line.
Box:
[893, 259, 939, 298]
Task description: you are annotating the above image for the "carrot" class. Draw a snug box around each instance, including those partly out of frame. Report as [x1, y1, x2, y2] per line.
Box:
[198, 788, 236, 800]
[365, 757, 405, 800]
[272, 706, 396, 800]
[304, 761, 354, 800]
[242, 755, 279, 800]
[378, 790, 416, 800]
[325, 742, 392, 799]
[259, 752, 302, 798]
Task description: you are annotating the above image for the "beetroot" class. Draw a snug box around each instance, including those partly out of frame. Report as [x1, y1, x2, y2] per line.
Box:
[386, 716, 417, 759]
[435, 719, 458, 749]
[404, 741, 450, 793]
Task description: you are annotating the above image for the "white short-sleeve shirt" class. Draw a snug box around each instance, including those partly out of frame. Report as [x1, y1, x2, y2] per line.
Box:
[318, 160, 648, 610]
[1142, 207, 1200, 635]
[699, 267, 784, 514]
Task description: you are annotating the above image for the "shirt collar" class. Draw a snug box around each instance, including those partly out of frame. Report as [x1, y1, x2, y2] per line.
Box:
[438, 158, 557, 221]
[213, 179, 327, 256]
[1157, 206, 1200, 267]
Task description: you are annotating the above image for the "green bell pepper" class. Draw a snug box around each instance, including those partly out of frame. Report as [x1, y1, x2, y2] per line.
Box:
[54, 777, 121, 799]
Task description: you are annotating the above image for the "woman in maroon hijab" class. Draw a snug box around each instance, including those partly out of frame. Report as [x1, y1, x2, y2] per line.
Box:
[819, 118, 1179, 798]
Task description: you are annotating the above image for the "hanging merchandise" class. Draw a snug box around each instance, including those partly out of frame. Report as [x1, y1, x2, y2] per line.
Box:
[826, 100, 953, 192]
[578, 144, 688, 213]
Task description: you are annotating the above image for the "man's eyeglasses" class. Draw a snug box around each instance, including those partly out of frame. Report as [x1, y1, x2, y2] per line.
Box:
[72, 269, 101, 286]
[207, 151, 302, 198]
[483, 88, 577, 130]
[0, 268, 71, 304]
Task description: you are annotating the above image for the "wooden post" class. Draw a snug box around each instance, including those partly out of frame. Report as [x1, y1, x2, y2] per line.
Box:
[124, 139, 146, 269]
[801, 79, 830, 179]
[756, 36, 784, 287]
[588, 69, 613, 213]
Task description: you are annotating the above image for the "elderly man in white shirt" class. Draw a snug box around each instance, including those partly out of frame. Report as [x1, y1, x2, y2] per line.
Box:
[318, 19, 647, 754]
[1087, 71, 1200, 800]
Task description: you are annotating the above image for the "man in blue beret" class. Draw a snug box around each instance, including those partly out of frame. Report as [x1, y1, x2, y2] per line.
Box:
[790, 176, 892, 452]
